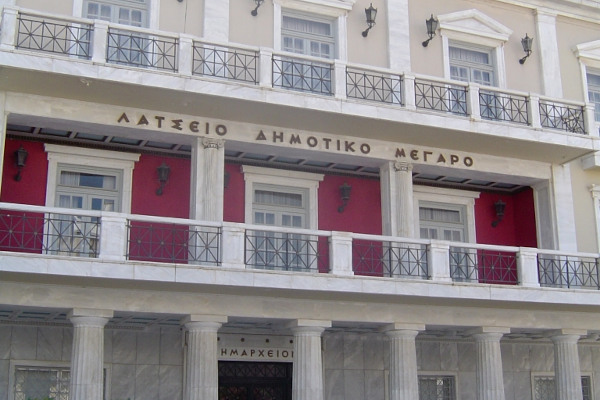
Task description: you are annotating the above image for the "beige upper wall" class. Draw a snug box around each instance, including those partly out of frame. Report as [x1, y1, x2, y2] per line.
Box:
[16, 0, 73, 15]
[347, 0, 389, 67]
[230, 0, 273, 47]
[570, 159, 600, 253]
[159, 0, 203, 36]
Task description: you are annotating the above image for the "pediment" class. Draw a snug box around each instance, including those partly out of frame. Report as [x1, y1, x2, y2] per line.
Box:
[575, 40, 600, 62]
[438, 9, 513, 42]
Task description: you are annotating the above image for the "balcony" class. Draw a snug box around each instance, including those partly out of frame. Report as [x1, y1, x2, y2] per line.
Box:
[2, 202, 600, 305]
[0, 7, 596, 145]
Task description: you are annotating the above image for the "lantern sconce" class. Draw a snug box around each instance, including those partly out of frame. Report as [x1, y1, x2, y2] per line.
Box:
[491, 199, 506, 227]
[14, 145, 28, 182]
[251, 0, 264, 16]
[362, 3, 377, 37]
[338, 182, 352, 213]
[422, 14, 439, 47]
[156, 162, 171, 196]
[519, 34, 533, 64]
[224, 170, 230, 189]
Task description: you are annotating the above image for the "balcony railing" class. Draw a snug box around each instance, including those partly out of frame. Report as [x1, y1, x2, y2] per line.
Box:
[352, 237, 428, 278]
[3, 203, 600, 292]
[1, 7, 595, 135]
[16, 12, 92, 58]
[538, 252, 600, 289]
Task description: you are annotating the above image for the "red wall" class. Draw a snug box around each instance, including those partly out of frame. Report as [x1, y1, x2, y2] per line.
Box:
[131, 154, 190, 218]
[224, 163, 245, 223]
[474, 189, 537, 247]
[1, 139, 47, 205]
[318, 175, 382, 235]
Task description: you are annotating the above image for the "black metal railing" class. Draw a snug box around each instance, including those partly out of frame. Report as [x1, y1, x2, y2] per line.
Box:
[352, 239, 428, 278]
[107, 28, 178, 71]
[272, 56, 333, 95]
[127, 221, 221, 265]
[192, 43, 258, 84]
[449, 248, 518, 284]
[415, 79, 468, 116]
[16, 13, 92, 58]
[538, 255, 599, 289]
[479, 90, 529, 124]
[245, 230, 328, 272]
[346, 67, 402, 104]
[539, 101, 586, 134]
[0, 211, 99, 257]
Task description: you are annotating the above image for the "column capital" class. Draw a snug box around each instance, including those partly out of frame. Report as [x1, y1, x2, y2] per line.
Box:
[288, 319, 331, 334]
[468, 326, 511, 337]
[68, 308, 113, 320]
[393, 161, 413, 173]
[201, 137, 225, 149]
[382, 323, 425, 335]
[182, 314, 228, 329]
[548, 329, 587, 341]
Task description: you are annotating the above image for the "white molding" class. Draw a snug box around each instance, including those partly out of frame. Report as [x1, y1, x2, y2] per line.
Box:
[73, 0, 159, 29]
[44, 144, 140, 214]
[274, 0, 355, 16]
[242, 165, 323, 229]
[413, 186, 479, 243]
[590, 184, 600, 253]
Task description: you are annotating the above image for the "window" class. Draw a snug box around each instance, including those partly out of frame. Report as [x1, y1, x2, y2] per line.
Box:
[533, 375, 592, 400]
[419, 375, 456, 400]
[84, 0, 148, 27]
[13, 365, 70, 400]
[56, 166, 122, 213]
[449, 45, 495, 86]
[419, 203, 466, 242]
[587, 72, 600, 122]
[282, 13, 335, 59]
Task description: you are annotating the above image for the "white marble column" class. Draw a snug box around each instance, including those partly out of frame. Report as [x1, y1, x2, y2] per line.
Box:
[471, 327, 510, 400]
[384, 323, 424, 400]
[535, 9, 562, 98]
[0, 92, 6, 198]
[550, 329, 586, 400]
[202, 0, 230, 42]
[380, 161, 415, 238]
[289, 319, 331, 400]
[68, 308, 113, 400]
[386, 0, 410, 71]
[190, 137, 225, 222]
[183, 315, 228, 400]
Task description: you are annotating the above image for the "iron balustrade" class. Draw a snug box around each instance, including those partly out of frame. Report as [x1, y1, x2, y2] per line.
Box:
[352, 239, 428, 278]
[107, 28, 178, 72]
[539, 101, 586, 134]
[192, 42, 258, 84]
[245, 229, 329, 272]
[449, 248, 518, 284]
[127, 220, 221, 265]
[415, 79, 468, 116]
[272, 55, 333, 95]
[0, 210, 99, 257]
[538, 254, 600, 289]
[346, 67, 403, 104]
[16, 13, 92, 58]
[479, 90, 529, 124]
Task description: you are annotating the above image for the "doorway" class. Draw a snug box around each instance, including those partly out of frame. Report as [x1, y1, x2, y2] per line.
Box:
[218, 361, 292, 400]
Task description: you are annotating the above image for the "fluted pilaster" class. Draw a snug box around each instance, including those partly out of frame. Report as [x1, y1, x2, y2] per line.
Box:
[290, 320, 330, 400]
[190, 137, 225, 221]
[68, 309, 112, 400]
[380, 162, 415, 238]
[472, 329, 508, 400]
[184, 317, 225, 400]
[551, 331, 585, 400]
[385, 324, 423, 400]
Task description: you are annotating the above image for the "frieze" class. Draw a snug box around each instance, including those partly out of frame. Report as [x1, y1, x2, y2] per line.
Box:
[117, 112, 228, 136]
[219, 347, 294, 361]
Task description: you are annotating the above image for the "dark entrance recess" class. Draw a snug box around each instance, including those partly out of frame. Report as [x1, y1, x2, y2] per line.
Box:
[218, 361, 293, 400]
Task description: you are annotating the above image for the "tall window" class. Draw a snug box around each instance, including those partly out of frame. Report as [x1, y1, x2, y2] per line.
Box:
[419, 203, 466, 242]
[84, 0, 148, 27]
[253, 186, 308, 229]
[56, 165, 123, 213]
[13, 366, 70, 400]
[449, 44, 496, 86]
[533, 375, 592, 400]
[282, 13, 335, 59]
[587, 72, 600, 122]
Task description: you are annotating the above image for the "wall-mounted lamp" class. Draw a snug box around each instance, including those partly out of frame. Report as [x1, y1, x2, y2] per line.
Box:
[361, 3, 377, 37]
[519, 34, 533, 64]
[491, 199, 506, 227]
[251, 0, 264, 16]
[338, 182, 352, 213]
[156, 162, 171, 196]
[14, 145, 28, 182]
[422, 14, 439, 47]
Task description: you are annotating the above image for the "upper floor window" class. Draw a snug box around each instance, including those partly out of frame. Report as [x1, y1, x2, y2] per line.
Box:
[282, 12, 335, 59]
[84, 0, 148, 27]
[449, 44, 495, 86]
[419, 375, 456, 400]
[533, 375, 592, 400]
[587, 72, 600, 122]
[419, 203, 466, 242]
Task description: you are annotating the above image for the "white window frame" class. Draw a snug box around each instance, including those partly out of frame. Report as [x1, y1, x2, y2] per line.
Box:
[281, 11, 336, 59]
[586, 70, 600, 123]
[45, 144, 140, 214]
[273, 0, 355, 62]
[575, 40, 600, 133]
[438, 9, 512, 89]
[449, 42, 496, 86]
[413, 186, 479, 244]
[242, 166, 323, 230]
[73, 0, 159, 29]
